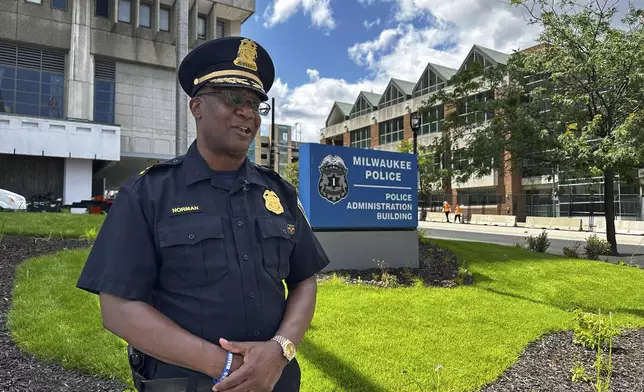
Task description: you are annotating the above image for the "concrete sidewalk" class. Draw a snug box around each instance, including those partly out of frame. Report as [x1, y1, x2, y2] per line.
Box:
[418, 220, 644, 246]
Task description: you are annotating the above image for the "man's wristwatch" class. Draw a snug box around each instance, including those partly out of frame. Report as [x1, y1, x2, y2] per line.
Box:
[271, 335, 296, 362]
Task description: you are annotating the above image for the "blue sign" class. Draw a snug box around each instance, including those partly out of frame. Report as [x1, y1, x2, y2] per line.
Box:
[298, 143, 418, 230]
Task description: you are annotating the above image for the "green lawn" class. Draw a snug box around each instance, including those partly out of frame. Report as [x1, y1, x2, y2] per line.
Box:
[0, 211, 105, 238]
[7, 235, 644, 392]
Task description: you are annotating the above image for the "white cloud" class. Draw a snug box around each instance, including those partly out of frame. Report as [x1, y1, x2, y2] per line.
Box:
[363, 18, 381, 29]
[264, 0, 548, 143]
[263, 0, 336, 31]
[348, 26, 403, 69]
[266, 74, 388, 143]
[306, 69, 320, 82]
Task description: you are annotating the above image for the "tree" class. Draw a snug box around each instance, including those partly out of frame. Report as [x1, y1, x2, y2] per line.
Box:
[284, 161, 299, 193]
[397, 140, 446, 219]
[419, 0, 644, 255]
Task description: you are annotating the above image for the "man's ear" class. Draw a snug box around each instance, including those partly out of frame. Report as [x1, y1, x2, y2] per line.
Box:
[189, 97, 202, 119]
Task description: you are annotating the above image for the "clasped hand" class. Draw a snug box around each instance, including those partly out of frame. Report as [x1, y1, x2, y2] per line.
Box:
[212, 338, 287, 392]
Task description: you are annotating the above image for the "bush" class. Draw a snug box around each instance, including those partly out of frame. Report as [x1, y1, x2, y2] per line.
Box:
[572, 309, 620, 351]
[525, 230, 550, 253]
[563, 242, 581, 258]
[584, 235, 612, 260]
[455, 266, 473, 286]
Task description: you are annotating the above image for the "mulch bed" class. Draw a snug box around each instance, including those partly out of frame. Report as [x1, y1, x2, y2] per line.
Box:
[316, 241, 472, 288]
[481, 329, 644, 392]
[1, 235, 643, 391]
[0, 235, 128, 392]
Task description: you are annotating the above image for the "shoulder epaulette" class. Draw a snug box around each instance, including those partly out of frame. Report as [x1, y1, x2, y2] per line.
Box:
[252, 163, 296, 192]
[126, 156, 184, 187]
[252, 162, 280, 177]
[139, 156, 184, 175]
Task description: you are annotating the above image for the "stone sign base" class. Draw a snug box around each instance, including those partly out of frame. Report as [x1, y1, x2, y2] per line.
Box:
[314, 229, 420, 272]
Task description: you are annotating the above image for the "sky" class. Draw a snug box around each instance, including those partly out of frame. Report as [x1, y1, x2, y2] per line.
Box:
[237, 0, 547, 143]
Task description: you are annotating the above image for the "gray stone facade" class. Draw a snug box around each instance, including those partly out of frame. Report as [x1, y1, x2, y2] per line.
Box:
[0, 0, 252, 159]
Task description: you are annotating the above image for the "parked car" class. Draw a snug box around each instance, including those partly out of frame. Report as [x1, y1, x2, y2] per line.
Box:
[0, 188, 27, 211]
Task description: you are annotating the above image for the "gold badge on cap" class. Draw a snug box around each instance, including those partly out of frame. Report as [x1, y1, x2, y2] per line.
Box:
[233, 38, 258, 72]
[263, 190, 284, 215]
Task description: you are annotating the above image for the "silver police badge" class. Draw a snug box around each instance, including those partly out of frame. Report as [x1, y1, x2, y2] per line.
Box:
[318, 155, 349, 204]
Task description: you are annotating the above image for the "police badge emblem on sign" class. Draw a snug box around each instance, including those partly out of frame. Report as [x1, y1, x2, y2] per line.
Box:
[318, 155, 349, 204]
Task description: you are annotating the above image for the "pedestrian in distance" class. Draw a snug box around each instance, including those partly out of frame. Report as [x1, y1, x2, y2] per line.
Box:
[76, 36, 331, 392]
[443, 200, 451, 223]
[454, 203, 462, 223]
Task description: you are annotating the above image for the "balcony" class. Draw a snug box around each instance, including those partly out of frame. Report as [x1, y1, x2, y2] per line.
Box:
[0, 114, 121, 161]
[453, 172, 498, 189]
[321, 122, 346, 139]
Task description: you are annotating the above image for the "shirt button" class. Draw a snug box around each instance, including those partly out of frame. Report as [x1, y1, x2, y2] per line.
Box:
[243, 255, 249, 261]
[253, 331, 259, 337]
[282, 229, 287, 235]
[248, 292, 255, 298]
[188, 234, 195, 240]
[237, 221, 243, 227]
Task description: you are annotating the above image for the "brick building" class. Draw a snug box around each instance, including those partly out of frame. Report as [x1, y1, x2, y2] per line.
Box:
[319, 44, 643, 222]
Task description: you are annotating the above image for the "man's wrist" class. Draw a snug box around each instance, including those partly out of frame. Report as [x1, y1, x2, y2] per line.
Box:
[203, 343, 240, 378]
[270, 335, 296, 363]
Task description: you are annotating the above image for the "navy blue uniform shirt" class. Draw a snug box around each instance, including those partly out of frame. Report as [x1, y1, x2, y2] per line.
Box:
[76, 140, 330, 387]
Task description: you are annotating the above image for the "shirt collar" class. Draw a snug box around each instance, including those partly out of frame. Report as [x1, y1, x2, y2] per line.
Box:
[184, 140, 267, 189]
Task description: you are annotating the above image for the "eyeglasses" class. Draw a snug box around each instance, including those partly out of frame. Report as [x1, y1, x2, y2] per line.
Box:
[198, 90, 271, 116]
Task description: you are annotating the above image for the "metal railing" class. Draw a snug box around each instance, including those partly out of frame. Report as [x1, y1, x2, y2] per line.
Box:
[418, 192, 643, 222]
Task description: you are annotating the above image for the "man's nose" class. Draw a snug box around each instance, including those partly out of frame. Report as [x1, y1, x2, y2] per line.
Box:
[235, 101, 256, 119]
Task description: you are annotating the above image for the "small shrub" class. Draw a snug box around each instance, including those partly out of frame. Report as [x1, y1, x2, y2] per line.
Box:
[374, 259, 400, 288]
[563, 242, 581, 258]
[571, 362, 591, 383]
[584, 235, 612, 260]
[81, 227, 98, 241]
[525, 230, 550, 253]
[455, 266, 472, 286]
[572, 309, 620, 351]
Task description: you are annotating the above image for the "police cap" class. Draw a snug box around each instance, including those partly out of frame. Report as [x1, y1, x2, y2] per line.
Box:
[178, 36, 275, 101]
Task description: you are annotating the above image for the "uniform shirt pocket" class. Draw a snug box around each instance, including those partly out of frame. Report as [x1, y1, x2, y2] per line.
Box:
[157, 217, 228, 289]
[256, 216, 297, 281]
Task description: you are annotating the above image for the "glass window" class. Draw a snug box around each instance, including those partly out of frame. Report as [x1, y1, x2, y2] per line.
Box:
[159, 7, 170, 31]
[95, 0, 109, 18]
[139, 3, 151, 27]
[217, 20, 225, 38]
[198, 16, 206, 40]
[247, 140, 256, 163]
[94, 60, 116, 124]
[350, 127, 371, 149]
[52, 0, 67, 9]
[94, 80, 114, 124]
[0, 65, 65, 119]
[379, 117, 404, 145]
[119, 0, 131, 23]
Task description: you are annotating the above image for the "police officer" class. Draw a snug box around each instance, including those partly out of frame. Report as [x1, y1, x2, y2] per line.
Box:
[76, 36, 330, 392]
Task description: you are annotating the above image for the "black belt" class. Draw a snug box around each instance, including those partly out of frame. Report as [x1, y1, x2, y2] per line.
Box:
[129, 345, 214, 392]
[135, 375, 215, 392]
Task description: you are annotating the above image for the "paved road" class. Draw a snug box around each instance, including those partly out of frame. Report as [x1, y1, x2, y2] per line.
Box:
[419, 225, 644, 267]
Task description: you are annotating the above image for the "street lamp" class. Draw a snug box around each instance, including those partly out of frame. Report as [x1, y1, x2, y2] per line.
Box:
[409, 111, 422, 220]
[410, 112, 421, 155]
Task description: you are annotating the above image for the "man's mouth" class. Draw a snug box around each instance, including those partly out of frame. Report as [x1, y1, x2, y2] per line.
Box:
[232, 126, 252, 135]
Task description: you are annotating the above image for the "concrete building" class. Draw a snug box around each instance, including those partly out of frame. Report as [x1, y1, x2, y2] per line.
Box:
[248, 123, 299, 176]
[0, 0, 254, 205]
[320, 44, 643, 222]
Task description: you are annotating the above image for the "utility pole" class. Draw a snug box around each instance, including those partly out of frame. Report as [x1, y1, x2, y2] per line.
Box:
[175, 0, 188, 156]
